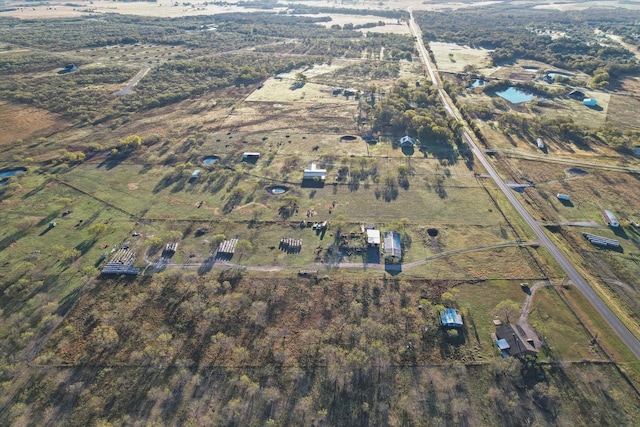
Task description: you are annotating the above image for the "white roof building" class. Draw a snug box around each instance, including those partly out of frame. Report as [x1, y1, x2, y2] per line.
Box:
[366, 229, 381, 245]
[303, 163, 327, 181]
[603, 210, 619, 227]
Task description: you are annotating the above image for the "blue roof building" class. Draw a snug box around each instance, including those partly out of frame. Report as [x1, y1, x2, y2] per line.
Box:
[441, 308, 463, 328]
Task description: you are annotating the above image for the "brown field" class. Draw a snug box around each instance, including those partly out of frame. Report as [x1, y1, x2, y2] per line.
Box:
[0, 102, 68, 146]
[606, 92, 640, 131]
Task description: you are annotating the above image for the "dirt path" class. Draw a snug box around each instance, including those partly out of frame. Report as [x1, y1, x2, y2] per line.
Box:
[517, 280, 561, 348]
[113, 66, 151, 96]
[143, 240, 538, 273]
[487, 149, 640, 174]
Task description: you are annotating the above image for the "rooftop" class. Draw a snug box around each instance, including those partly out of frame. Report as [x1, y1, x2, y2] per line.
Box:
[441, 308, 463, 328]
[495, 324, 538, 357]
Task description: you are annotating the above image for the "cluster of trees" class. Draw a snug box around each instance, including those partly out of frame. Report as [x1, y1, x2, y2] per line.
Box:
[415, 6, 640, 78]
[364, 79, 459, 146]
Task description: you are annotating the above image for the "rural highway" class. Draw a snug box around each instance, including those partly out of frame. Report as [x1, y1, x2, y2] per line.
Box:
[407, 10, 640, 360]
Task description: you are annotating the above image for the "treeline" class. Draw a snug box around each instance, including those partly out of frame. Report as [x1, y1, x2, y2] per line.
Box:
[414, 6, 640, 76]
[286, 4, 407, 20]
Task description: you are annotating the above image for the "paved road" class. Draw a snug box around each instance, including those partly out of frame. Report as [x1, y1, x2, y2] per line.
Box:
[408, 10, 640, 360]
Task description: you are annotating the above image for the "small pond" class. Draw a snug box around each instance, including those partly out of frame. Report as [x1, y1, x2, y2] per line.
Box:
[0, 167, 26, 179]
[567, 167, 588, 176]
[340, 135, 358, 142]
[495, 87, 535, 104]
[202, 156, 219, 165]
[468, 79, 488, 88]
[268, 186, 289, 195]
[546, 72, 569, 79]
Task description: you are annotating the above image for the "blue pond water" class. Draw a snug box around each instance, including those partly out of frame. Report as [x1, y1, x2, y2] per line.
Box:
[495, 87, 535, 104]
[546, 72, 569, 79]
[469, 79, 488, 88]
[270, 186, 287, 194]
[0, 167, 26, 179]
[202, 156, 219, 165]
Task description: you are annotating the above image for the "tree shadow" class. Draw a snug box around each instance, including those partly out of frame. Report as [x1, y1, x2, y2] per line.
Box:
[384, 262, 402, 275]
[96, 155, 126, 171]
[75, 239, 97, 256]
[301, 179, 325, 189]
[401, 145, 415, 156]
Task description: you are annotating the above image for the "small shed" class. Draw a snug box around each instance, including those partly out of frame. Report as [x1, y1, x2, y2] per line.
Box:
[61, 64, 78, 73]
[242, 152, 260, 162]
[568, 90, 586, 100]
[556, 193, 570, 201]
[366, 229, 381, 246]
[602, 210, 619, 227]
[441, 308, 463, 328]
[400, 136, 415, 147]
[303, 163, 327, 181]
[583, 98, 597, 107]
[536, 138, 545, 149]
[191, 169, 201, 179]
[383, 231, 402, 262]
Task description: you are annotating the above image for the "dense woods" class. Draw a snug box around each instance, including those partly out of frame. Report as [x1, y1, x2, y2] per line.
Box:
[2, 272, 638, 426]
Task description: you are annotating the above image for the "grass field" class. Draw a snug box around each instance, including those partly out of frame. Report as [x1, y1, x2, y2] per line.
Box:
[0, 102, 68, 146]
[430, 42, 494, 74]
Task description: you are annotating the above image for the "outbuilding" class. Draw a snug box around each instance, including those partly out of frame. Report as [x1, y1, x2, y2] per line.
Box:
[242, 152, 260, 162]
[602, 210, 619, 227]
[556, 193, 570, 201]
[383, 231, 402, 262]
[303, 163, 327, 181]
[441, 308, 463, 328]
[583, 98, 597, 107]
[568, 90, 586, 100]
[400, 136, 415, 147]
[366, 229, 381, 246]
